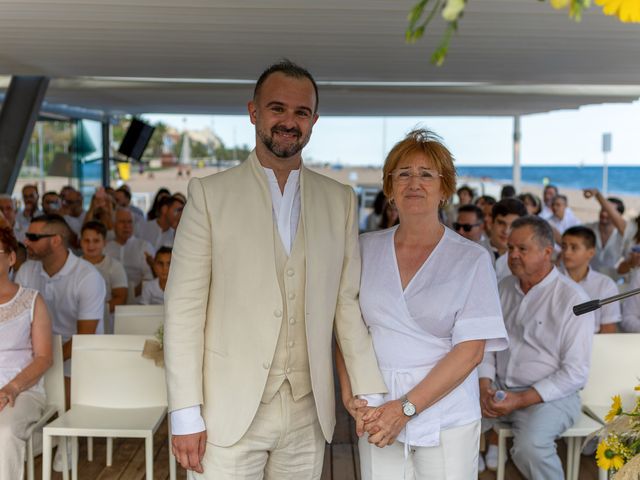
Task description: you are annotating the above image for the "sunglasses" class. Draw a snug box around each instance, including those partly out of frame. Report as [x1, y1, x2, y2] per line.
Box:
[25, 233, 57, 242]
[453, 222, 481, 233]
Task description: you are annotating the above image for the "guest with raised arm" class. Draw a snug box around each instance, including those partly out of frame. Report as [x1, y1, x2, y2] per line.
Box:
[336, 129, 508, 480]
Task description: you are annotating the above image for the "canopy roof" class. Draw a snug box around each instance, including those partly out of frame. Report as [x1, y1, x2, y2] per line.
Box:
[1, 0, 640, 117]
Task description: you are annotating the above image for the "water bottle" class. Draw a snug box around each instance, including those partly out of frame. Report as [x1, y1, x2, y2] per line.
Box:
[493, 390, 507, 402]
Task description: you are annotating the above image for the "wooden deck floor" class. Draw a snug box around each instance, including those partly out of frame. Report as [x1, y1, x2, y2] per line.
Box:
[34, 399, 602, 480]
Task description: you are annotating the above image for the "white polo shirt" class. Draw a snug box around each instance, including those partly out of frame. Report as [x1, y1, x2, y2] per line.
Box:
[104, 236, 154, 288]
[15, 252, 106, 367]
[559, 265, 621, 332]
[137, 278, 165, 305]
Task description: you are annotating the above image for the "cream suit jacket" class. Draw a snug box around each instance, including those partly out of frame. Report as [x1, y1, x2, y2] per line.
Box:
[164, 151, 386, 447]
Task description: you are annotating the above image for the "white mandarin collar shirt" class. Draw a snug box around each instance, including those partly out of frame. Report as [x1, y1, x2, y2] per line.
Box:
[359, 226, 508, 447]
[479, 267, 594, 402]
[558, 264, 621, 332]
[170, 166, 302, 435]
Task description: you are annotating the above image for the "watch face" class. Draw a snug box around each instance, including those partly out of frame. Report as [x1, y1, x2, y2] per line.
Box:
[403, 402, 416, 416]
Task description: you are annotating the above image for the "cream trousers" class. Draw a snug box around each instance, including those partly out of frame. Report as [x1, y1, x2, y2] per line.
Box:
[0, 389, 45, 479]
[359, 420, 481, 480]
[190, 381, 325, 480]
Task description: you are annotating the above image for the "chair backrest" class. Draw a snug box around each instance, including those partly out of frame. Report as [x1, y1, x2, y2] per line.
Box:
[44, 335, 65, 413]
[71, 334, 167, 408]
[114, 304, 164, 335]
[581, 333, 640, 409]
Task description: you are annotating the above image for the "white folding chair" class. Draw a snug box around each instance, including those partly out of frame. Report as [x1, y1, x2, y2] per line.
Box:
[114, 305, 164, 335]
[25, 335, 67, 480]
[42, 335, 176, 480]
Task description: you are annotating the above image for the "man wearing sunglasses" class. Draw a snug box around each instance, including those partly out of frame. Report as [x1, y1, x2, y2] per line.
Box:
[453, 204, 486, 243]
[15, 215, 106, 414]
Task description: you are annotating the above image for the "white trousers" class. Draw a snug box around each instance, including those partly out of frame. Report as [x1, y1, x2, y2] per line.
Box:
[190, 381, 325, 480]
[0, 390, 45, 479]
[359, 420, 481, 480]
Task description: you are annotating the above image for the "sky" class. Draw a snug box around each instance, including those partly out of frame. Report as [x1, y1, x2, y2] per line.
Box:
[144, 98, 640, 168]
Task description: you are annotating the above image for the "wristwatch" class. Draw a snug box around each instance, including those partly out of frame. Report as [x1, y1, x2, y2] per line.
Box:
[400, 395, 417, 417]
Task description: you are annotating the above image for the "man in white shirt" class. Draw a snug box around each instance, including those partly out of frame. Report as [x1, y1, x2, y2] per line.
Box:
[61, 188, 86, 237]
[164, 60, 385, 479]
[114, 186, 145, 223]
[15, 214, 106, 401]
[0, 195, 27, 242]
[487, 198, 527, 281]
[16, 184, 41, 232]
[104, 208, 154, 299]
[548, 194, 580, 243]
[135, 196, 175, 249]
[453, 204, 486, 243]
[478, 216, 593, 479]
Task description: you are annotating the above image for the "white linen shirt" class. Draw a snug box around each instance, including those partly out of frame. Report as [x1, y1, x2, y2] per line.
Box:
[559, 265, 621, 332]
[137, 278, 165, 305]
[104, 236, 154, 288]
[359, 226, 508, 447]
[478, 267, 594, 402]
[170, 167, 301, 435]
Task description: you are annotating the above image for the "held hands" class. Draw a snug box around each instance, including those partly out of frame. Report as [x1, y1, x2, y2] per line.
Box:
[172, 431, 207, 473]
[345, 397, 410, 448]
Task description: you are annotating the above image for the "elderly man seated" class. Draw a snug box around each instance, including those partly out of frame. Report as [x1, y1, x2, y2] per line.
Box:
[478, 216, 594, 479]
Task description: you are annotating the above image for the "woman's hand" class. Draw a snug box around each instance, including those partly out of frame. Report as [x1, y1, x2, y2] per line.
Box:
[0, 382, 19, 411]
[362, 400, 410, 447]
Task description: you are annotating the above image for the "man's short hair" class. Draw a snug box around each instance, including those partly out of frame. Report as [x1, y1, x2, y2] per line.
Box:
[22, 184, 38, 194]
[511, 215, 554, 248]
[552, 194, 568, 204]
[116, 186, 132, 201]
[563, 226, 596, 249]
[544, 184, 558, 195]
[81, 220, 108, 239]
[491, 198, 527, 220]
[155, 246, 173, 260]
[607, 197, 625, 214]
[42, 191, 59, 201]
[254, 59, 319, 113]
[457, 185, 475, 198]
[500, 184, 516, 199]
[31, 213, 72, 247]
[475, 195, 496, 206]
[457, 204, 484, 222]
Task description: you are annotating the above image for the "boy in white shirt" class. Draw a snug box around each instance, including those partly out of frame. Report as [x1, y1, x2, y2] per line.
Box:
[138, 247, 171, 305]
[560, 226, 620, 334]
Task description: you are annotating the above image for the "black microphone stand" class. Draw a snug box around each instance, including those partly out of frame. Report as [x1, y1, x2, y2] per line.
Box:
[573, 287, 640, 316]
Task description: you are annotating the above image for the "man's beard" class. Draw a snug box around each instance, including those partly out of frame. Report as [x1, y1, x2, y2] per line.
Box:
[257, 125, 310, 159]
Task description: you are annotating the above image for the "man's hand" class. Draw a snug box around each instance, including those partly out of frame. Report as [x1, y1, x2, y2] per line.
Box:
[343, 396, 375, 437]
[172, 431, 207, 473]
[479, 382, 501, 418]
[482, 389, 522, 418]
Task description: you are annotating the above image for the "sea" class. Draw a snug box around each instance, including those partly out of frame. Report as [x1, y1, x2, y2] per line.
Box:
[456, 165, 640, 197]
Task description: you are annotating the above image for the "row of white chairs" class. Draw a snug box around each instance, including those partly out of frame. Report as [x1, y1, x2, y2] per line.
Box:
[495, 333, 640, 480]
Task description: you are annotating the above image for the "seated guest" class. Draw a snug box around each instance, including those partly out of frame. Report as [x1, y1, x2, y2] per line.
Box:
[105, 208, 154, 299]
[457, 184, 475, 206]
[518, 193, 542, 216]
[15, 214, 106, 408]
[454, 204, 489, 246]
[377, 198, 399, 230]
[114, 186, 145, 223]
[61, 188, 86, 237]
[616, 214, 639, 277]
[137, 247, 172, 305]
[363, 191, 385, 232]
[475, 195, 497, 231]
[479, 216, 593, 478]
[548, 195, 580, 243]
[146, 188, 171, 221]
[500, 184, 516, 199]
[559, 226, 620, 333]
[583, 188, 629, 279]
[80, 221, 128, 333]
[621, 271, 640, 332]
[488, 198, 527, 280]
[540, 184, 558, 220]
[0, 227, 53, 479]
[84, 188, 115, 237]
[136, 195, 176, 249]
[0, 195, 26, 242]
[166, 194, 186, 232]
[41, 191, 61, 215]
[16, 184, 41, 233]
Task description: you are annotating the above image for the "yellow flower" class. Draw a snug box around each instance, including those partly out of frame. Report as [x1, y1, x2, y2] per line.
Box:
[596, 440, 626, 471]
[551, 0, 571, 8]
[634, 384, 640, 391]
[595, 0, 640, 22]
[605, 395, 623, 423]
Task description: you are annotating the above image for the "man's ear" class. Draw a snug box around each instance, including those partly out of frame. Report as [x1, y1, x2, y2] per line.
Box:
[248, 100, 257, 125]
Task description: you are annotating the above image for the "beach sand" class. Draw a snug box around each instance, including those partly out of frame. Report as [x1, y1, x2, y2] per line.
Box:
[15, 164, 640, 224]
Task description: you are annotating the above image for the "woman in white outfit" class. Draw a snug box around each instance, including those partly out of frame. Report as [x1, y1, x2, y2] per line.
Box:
[0, 226, 53, 478]
[337, 129, 508, 479]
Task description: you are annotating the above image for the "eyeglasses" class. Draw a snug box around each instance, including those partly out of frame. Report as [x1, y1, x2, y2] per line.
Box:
[25, 233, 57, 242]
[389, 168, 443, 184]
[453, 222, 481, 233]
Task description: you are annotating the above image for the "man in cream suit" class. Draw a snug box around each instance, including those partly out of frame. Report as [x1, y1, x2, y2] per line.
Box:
[164, 60, 386, 479]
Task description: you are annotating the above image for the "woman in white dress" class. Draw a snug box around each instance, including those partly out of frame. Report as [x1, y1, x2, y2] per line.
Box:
[337, 129, 508, 479]
[0, 226, 53, 478]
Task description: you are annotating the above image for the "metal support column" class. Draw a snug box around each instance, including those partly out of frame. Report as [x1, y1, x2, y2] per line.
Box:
[102, 118, 111, 187]
[512, 115, 522, 193]
[0, 76, 49, 193]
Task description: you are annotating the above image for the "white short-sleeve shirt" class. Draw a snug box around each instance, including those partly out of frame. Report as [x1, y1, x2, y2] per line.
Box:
[137, 278, 165, 305]
[359, 226, 508, 447]
[104, 236, 154, 287]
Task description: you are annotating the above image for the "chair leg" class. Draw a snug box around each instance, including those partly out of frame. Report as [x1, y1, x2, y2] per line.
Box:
[26, 434, 35, 480]
[42, 433, 52, 480]
[145, 435, 154, 480]
[71, 437, 79, 480]
[87, 437, 93, 462]
[497, 431, 507, 480]
[565, 438, 574, 480]
[107, 437, 113, 466]
[60, 437, 70, 480]
[572, 438, 582, 480]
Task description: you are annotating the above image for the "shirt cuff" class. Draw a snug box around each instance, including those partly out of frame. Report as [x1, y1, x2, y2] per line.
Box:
[477, 362, 496, 381]
[531, 379, 564, 403]
[170, 405, 206, 435]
